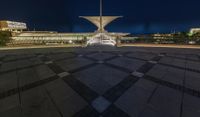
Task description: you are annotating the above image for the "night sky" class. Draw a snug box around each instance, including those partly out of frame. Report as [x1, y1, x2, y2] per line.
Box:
[0, 0, 200, 34]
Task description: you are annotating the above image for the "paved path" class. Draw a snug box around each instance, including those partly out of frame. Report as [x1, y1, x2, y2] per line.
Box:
[0, 46, 200, 117]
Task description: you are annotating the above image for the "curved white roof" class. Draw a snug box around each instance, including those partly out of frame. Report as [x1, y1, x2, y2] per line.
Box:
[80, 16, 122, 32]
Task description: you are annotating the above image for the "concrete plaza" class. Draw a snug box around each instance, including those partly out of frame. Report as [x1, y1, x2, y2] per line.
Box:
[0, 46, 200, 117]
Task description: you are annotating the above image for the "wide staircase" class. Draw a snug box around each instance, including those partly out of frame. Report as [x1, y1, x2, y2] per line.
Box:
[87, 33, 116, 46]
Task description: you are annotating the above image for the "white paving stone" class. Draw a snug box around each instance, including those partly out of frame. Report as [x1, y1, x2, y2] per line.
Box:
[78, 54, 83, 57]
[45, 61, 53, 65]
[97, 61, 104, 64]
[132, 71, 144, 78]
[158, 54, 165, 57]
[118, 54, 123, 57]
[58, 72, 70, 78]
[92, 96, 111, 113]
[148, 61, 158, 64]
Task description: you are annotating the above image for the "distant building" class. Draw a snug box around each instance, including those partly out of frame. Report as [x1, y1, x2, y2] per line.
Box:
[152, 33, 174, 39]
[0, 21, 27, 32]
[190, 28, 200, 34]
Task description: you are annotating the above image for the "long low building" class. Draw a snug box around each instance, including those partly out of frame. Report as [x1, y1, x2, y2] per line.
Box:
[10, 31, 129, 45]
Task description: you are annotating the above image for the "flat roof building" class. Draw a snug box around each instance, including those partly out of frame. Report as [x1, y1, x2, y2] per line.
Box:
[0, 21, 27, 32]
[190, 28, 200, 34]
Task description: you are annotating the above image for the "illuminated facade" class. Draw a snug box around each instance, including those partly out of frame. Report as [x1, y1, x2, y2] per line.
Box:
[10, 31, 128, 45]
[0, 21, 27, 32]
[190, 28, 200, 34]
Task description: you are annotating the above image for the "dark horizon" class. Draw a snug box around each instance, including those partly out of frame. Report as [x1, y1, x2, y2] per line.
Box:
[1, 0, 200, 34]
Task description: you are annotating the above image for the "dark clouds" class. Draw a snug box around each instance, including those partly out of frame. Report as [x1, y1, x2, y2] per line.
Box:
[0, 0, 200, 34]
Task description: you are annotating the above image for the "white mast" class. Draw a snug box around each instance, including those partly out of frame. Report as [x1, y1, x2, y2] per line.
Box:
[100, 0, 103, 33]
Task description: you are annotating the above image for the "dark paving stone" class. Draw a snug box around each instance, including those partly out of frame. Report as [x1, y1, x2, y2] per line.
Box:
[20, 75, 59, 93]
[148, 86, 182, 117]
[34, 65, 56, 80]
[104, 62, 132, 73]
[103, 76, 138, 102]
[144, 75, 200, 98]
[0, 75, 59, 100]
[47, 52, 76, 61]
[139, 107, 165, 117]
[47, 63, 65, 74]
[103, 55, 119, 62]
[126, 52, 156, 61]
[28, 57, 43, 65]
[186, 61, 200, 72]
[137, 63, 155, 74]
[0, 95, 21, 117]
[0, 72, 18, 94]
[136, 55, 163, 74]
[182, 94, 200, 117]
[0, 59, 35, 72]
[56, 58, 94, 73]
[73, 106, 99, 117]
[167, 54, 199, 62]
[185, 71, 200, 91]
[73, 64, 129, 95]
[20, 87, 61, 117]
[68, 63, 98, 73]
[115, 82, 157, 117]
[86, 52, 116, 61]
[3, 54, 36, 63]
[83, 55, 99, 62]
[147, 65, 185, 85]
[107, 57, 145, 72]
[38, 56, 52, 62]
[18, 68, 41, 89]
[151, 56, 162, 61]
[63, 75, 99, 102]
[146, 65, 169, 81]
[45, 79, 88, 117]
[0, 62, 43, 75]
[102, 105, 130, 117]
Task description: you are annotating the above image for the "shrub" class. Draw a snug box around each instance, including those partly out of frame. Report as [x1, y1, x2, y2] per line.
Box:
[0, 31, 11, 46]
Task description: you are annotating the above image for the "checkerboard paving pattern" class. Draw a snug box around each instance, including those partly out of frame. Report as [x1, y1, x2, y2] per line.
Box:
[0, 47, 200, 117]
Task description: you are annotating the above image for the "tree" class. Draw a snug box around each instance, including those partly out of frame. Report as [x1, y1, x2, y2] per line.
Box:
[191, 32, 200, 44]
[173, 32, 189, 44]
[0, 31, 11, 46]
